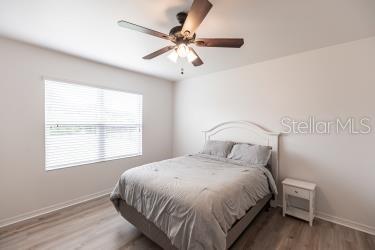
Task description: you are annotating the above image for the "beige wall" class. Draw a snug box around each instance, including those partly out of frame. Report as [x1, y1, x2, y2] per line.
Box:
[173, 37, 375, 232]
[1, 35, 375, 233]
[0, 37, 173, 222]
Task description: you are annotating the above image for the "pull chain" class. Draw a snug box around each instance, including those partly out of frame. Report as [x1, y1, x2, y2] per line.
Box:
[178, 57, 185, 75]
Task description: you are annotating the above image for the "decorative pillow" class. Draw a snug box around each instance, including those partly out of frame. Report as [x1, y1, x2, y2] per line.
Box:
[228, 143, 272, 166]
[200, 140, 234, 158]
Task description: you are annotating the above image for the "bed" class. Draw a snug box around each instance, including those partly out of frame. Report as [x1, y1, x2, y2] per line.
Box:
[110, 121, 280, 249]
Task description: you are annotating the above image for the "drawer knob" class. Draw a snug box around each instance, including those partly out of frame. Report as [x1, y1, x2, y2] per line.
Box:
[294, 190, 298, 193]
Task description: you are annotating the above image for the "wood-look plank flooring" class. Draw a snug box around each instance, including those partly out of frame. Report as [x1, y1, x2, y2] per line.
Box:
[1, 196, 374, 250]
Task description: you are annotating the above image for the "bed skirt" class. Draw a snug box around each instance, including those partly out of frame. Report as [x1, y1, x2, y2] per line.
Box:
[117, 193, 272, 249]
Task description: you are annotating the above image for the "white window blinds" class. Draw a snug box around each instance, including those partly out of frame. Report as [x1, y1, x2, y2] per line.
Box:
[45, 80, 142, 170]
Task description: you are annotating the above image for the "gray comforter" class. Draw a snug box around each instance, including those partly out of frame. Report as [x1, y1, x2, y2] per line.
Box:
[110, 154, 277, 250]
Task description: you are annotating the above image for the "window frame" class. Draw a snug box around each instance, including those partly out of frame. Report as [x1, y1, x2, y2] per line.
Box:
[43, 77, 143, 171]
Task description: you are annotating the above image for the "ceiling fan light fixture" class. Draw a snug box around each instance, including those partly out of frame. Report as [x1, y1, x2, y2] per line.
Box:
[118, 0, 244, 68]
[168, 49, 179, 63]
[187, 48, 198, 63]
[176, 43, 189, 58]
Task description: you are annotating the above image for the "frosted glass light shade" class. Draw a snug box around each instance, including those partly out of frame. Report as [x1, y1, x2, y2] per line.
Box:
[168, 49, 178, 63]
[187, 48, 198, 62]
[176, 44, 189, 58]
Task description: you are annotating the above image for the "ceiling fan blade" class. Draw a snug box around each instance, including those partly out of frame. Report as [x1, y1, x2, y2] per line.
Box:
[118, 20, 172, 41]
[181, 0, 212, 38]
[189, 48, 204, 66]
[142, 46, 175, 60]
[195, 38, 244, 48]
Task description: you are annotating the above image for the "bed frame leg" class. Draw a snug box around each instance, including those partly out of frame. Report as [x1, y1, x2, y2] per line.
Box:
[265, 200, 271, 212]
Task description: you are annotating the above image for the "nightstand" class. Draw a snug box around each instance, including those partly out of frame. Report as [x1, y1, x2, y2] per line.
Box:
[282, 178, 316, 226]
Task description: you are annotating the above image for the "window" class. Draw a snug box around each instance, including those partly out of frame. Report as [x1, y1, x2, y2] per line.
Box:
[45, 80, 142, 170]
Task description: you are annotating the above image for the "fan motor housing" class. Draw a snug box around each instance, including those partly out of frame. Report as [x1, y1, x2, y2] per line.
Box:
[169, 12, 196, 41]
[169, 25, 182, 36]
[169, 12, 186, 37]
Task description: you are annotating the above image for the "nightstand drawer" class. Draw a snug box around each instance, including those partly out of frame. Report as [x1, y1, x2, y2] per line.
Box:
[284, 185, 310, 199]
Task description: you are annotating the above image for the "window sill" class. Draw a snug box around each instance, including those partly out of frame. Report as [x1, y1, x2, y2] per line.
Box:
[45, 153, 143, 172]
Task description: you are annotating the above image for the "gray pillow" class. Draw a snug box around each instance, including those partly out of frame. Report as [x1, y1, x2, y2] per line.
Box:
[200, 140, 234, 158]
[228, 143, 272, 166]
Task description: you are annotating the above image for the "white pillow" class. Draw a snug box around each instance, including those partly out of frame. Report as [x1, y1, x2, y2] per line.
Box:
[228, 143, 272, 166]
[200, 140, 234, 158]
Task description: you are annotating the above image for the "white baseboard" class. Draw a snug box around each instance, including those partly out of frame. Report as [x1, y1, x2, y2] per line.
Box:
[0, 188, 112, 229]
[277, 203, 375, 236]
[316, 211, 375, 236]
[2, 192, 374, 236]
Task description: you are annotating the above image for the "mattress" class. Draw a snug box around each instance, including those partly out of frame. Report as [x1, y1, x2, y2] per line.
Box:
[110, 154, 277, 250]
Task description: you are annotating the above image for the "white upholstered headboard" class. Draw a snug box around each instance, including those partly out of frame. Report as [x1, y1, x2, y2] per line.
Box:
[203, 121, 280, 204]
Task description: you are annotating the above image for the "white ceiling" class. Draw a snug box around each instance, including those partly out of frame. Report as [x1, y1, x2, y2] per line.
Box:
[0, 0, 374, 81]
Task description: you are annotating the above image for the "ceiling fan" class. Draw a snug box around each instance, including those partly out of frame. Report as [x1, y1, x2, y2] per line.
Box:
[117, 0, 244, 67]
